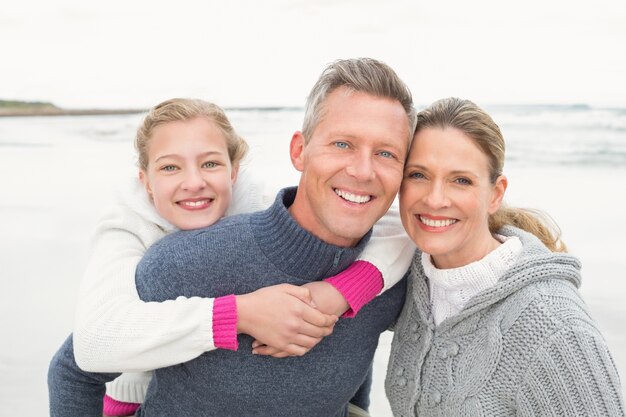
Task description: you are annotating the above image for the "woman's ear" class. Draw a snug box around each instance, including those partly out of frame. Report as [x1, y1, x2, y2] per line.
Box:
[488, 175, 508, 214]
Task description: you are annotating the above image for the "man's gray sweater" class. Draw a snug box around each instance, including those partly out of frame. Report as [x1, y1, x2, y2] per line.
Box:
[132, 187, 405, 416]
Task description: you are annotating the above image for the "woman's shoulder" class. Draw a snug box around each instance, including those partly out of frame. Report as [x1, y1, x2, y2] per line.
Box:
[500, 277, 600, 342]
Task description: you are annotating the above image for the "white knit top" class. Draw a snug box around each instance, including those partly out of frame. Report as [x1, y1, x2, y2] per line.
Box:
[422, 235, 523, 325]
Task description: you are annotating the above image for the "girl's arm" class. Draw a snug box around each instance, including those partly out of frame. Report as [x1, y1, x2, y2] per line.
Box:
[74, 205, 334, 373]
[73, 205, 219, 372]
[252, 206, 415, 357]
[236, 167, 415, 319]
[323, 205, 415, 317]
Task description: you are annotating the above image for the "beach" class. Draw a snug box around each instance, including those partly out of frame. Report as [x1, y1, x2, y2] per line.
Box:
[1, 110, 625, 415]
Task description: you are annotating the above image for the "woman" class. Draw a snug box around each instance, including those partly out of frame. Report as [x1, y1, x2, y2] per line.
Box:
[386, 97, 625, 416]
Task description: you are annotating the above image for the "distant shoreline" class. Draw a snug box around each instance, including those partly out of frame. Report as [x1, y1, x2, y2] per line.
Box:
[0, 108, 147, 117]
[0, 104, 305, 118]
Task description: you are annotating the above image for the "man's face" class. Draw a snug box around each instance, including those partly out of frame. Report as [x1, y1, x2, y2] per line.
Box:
[289, 86, 410, 247]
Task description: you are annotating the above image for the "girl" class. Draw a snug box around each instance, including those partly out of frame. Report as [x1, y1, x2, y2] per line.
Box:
[52, 98, 413, 415]
[386, 97, 624, 416]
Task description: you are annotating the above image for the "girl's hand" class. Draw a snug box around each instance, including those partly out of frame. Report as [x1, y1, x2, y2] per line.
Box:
[250, 281, 348, 357]
[236, 284, 338, 357]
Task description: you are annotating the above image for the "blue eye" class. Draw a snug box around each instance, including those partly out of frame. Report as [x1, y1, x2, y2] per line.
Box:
[379, 151, 394, 159]
[408, 171, 425, 179]
[202, 161, 218, 168]
[455, 177, 472, 185]
[334, 141, 349, 149]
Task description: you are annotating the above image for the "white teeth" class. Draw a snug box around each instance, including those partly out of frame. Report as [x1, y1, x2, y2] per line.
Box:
[419, 216, 457, 227]
[335, 189, 371, 204]
[180, 200, 210, 207]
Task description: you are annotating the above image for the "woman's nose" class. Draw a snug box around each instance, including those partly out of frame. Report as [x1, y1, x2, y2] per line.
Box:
[424, 182, 449, 209]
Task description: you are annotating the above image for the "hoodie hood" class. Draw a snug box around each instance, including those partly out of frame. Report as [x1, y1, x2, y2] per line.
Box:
[116, 176, 177, 233]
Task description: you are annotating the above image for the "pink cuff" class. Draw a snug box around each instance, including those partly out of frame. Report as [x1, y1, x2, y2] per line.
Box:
[212, 295, 238, 351]
[103, 394, 140, 416]
[324, 260, 383, 318]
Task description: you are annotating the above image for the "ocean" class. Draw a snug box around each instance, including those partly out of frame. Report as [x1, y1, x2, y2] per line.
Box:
[2, 105, 626, 167]
[1, 105, 625, 416]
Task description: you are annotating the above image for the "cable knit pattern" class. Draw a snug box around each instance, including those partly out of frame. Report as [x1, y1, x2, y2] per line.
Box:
[385, 226, 625, 417]
[424, 235, 522, 325]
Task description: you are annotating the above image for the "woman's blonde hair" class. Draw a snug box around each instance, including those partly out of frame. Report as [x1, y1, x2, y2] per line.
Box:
[414, 97, 567, 252]
[135, 98, 248, 170]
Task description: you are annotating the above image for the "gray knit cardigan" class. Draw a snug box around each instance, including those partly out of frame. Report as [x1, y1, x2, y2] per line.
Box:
[385, 226, 625, 416]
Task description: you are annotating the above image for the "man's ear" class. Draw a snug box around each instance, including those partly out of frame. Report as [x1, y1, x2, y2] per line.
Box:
[488, 175, 508, 214]
[139, 170, 153, 200]
[289, 131, 306, 172]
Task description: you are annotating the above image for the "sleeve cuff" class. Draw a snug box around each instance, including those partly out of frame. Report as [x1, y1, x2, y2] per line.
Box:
[212, 295, 238, 351]
[324, 260, 383, 318]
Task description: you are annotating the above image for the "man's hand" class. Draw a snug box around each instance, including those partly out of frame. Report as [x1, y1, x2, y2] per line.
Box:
[250, 281, 349, 357]
[236, 284, 337, 357]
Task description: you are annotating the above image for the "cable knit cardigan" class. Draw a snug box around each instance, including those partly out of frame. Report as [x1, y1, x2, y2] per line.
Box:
[385, 226, 625, 417]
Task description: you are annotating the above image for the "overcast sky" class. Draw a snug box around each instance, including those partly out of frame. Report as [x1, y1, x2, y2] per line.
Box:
[2, 0, 625, 108]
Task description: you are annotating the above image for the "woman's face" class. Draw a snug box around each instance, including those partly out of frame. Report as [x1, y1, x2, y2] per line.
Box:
[139, 117, 237, 230]
[400, 127, 506, 269]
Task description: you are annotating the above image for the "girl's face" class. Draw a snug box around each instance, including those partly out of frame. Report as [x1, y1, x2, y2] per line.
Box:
[400, 127, 506, 269]
[139, 117, 237, 230]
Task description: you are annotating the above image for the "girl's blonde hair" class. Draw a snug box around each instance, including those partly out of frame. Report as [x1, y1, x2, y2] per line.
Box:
[135, 98, 248, 170]
[414, 97, 567, 252]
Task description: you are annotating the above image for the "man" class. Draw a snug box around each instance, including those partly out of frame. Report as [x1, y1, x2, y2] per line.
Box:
[51, 58, 415, 417]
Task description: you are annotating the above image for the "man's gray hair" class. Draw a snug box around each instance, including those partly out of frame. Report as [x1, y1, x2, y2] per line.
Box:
[302, 58, 416, 142]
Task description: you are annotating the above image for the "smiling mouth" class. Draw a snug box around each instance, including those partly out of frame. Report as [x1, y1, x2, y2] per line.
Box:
[177, 199, 214, 209]
[334, 189, 372, 204]
[419, 215, 457, 227]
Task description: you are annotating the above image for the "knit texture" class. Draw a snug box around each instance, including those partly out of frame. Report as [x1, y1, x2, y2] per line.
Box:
[211, 294, 238, 350]
[48, 177, 410, 412]
[385, 226, 625, 417]
[356, 205, 415, 293]
[103, 395, 140, 416]
[48, 187, 407, 417]
[424, 235, 522, 325]
[133, 187, 406, 417]
[325, 260, 384, 317]
[105, 372, 152, 406]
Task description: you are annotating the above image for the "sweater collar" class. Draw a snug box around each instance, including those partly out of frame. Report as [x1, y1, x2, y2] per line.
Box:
[250, 187, 372, 280]
[422, 235, 523, 325]
[410, 226, 582, 330]
[422, 235, 523, 295]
